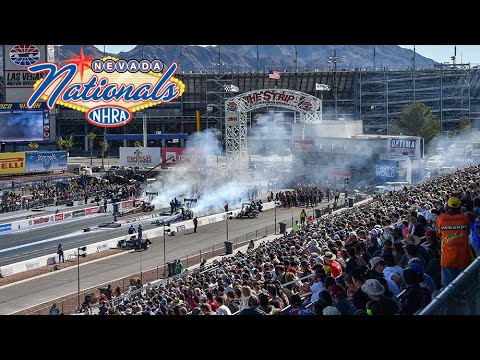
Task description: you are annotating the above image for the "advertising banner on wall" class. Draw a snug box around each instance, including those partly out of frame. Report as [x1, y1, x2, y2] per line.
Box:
[445, 141, 480, 162]
[119, 147, 161, 167]
[162, 147, 207, 167]
[388, 137, 421, 160]
[375, 160, 399, 182]
[25, 151, 67, 173]
[0, 152, 25, 175]
[3, 45, 48, 103]
[293, 139, 314, 152]
[327, 169, 352, 182]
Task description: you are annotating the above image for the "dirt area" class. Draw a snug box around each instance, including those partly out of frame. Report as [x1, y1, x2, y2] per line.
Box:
[0, 248, 124, 288]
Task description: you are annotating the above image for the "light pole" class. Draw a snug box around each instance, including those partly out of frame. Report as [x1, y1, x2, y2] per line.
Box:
[328, 46, 346, 120]
[274, 201, 278, 234]
[76, 246, 87, 311]
[315, 84, 330, 122]
[226, 212, 233, 242]
[163, 221, 171, 274]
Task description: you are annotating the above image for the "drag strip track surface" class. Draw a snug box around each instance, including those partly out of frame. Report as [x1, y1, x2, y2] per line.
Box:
[0, 209, 167, 267]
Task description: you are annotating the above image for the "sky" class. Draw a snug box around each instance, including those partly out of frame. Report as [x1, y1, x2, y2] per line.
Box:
[95, 45, 480, 65]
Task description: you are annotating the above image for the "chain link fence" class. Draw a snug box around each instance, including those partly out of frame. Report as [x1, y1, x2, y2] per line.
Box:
[419, 257, 480, 315]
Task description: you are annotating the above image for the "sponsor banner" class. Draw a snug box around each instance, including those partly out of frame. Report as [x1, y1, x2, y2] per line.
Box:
[63, 212, 72, 220]
[32, 217, 50, 225]
[25, 151, 68, 173]
[25, 260, 41, 270]
[176, 224, 186, 232]
[55, 214, 64, 222]
[119, 147, 161, 167]
[375, 160, 399, 182]
[445, 142, 480, 162]
[3, 45, 48, 103]
[225, 111, 239, 127]
[85, 207, 99, 215]
[72, 209, 85, 218]
[0, 152, 25, 175]
[388, 137, 421, 160]
[121, 200, 134, 209]
[47, 45, 55, 63]
[0, 102, 48, 112]
[327, 170, 352, 182]
[229, 89, 320, 113]
[0, 223, 12, 232]
[293, 139, 314, 152]
[97, 244, 109, 252]
[162, 147, 207, 167]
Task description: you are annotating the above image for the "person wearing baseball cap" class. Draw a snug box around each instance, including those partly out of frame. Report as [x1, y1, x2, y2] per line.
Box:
[436, 196, 474, 288]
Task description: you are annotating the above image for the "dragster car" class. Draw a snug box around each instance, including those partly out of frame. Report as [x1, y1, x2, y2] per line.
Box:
[151, 208, 193, 226]
[118, 201, 155, 217]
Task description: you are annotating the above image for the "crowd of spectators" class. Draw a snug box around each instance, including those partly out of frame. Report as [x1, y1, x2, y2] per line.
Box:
[76, 164, 480, 315]
[0, 177, 142, 213]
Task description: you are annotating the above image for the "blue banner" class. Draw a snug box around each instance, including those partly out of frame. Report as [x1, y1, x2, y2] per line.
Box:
[374, 160, 398, 182]
[25, 151, 68, 173]
[0, 223, 12, 232]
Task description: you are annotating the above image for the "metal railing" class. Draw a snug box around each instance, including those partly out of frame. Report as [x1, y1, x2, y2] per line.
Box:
[419, 256, 480, 315]
[19, 198, 357, 315]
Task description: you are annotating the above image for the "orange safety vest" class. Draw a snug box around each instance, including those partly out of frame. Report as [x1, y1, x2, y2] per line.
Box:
[436, 213, 473, 269]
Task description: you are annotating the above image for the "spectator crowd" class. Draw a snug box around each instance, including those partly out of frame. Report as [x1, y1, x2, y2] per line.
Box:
[72, 164, 480, 315]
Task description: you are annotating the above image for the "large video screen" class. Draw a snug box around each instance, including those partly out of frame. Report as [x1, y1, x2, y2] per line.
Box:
[0, 111, 44, 141]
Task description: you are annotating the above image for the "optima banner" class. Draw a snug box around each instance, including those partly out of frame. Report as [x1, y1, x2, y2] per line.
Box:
[119, 147, 161, 167]
[388, 137, 421, 160]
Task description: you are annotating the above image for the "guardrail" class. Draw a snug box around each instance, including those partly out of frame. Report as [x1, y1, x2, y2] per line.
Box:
[419, 256, 480, 315]
[19, 198, 358, 315]
[0, 197, 143, 237]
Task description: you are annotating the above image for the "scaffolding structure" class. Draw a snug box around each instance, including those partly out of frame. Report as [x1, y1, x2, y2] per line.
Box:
[356, 65, 471, 134]
[206, 71, 234, 143]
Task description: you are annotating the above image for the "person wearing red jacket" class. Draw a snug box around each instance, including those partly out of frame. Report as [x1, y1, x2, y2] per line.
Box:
[323, 251, 343, 278]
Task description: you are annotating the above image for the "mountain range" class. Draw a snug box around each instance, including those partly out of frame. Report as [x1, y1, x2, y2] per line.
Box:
[0, 45, 437, 72]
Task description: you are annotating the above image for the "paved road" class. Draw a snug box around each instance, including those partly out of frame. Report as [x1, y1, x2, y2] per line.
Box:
[0, 201, 339, 314]
[0, 206, 177, 266]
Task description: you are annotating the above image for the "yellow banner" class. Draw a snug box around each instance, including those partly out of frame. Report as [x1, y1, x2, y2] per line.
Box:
[0, 152, 25, 175]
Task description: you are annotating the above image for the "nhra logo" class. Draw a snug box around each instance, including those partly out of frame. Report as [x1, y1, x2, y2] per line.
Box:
[227, 101, 238, 111]
[10, 45, 40, 67]
[26, 47, 185, 128]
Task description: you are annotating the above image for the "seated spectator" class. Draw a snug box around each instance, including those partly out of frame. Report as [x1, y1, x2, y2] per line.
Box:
[361, 279, 399, 315]
[239, 295, 267, 315]
[329, 285, 357, 315]
[287, 294, 313, 315]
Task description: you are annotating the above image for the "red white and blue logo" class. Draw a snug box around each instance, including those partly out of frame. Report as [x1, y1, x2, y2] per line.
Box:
[10, 45, 40, 67]
[26, 47, 185, 128]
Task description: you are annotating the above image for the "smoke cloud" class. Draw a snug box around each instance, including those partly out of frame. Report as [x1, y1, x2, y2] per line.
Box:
[148, 129, 265, 216]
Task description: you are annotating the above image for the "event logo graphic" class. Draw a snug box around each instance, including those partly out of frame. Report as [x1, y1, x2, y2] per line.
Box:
[37, 153, 56, 170]
[26, 47, 185, 128]
[10, 45, 41, 66]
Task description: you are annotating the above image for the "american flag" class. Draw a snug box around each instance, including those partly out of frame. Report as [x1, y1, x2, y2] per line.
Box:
[268, 69, 280, 80]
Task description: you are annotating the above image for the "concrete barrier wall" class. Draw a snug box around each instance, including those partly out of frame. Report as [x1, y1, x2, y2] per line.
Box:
[0, 202, 275, 277]
[0, 198, 143, 235]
